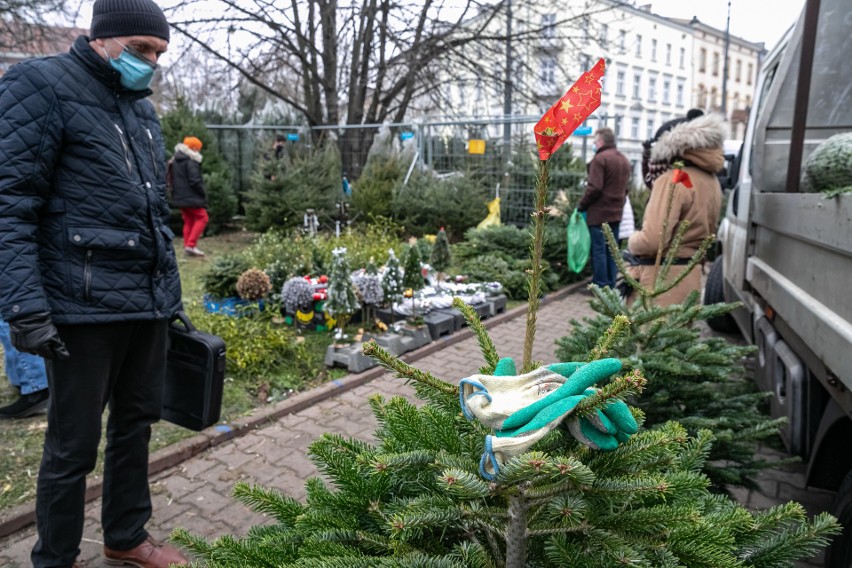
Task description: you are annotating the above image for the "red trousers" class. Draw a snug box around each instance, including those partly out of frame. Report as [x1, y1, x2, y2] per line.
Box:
[180, 207, 208, 248]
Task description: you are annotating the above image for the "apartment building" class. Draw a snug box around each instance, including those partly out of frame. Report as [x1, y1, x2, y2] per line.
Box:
[433, 1, 766, 181]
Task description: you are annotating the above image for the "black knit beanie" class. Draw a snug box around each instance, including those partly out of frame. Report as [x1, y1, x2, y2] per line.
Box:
[90, 0, 170, 42]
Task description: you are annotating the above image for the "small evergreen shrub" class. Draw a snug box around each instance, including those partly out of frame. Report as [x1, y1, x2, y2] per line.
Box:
[351, 155, 406, 221]
[201, 254, 253, 298]
[244, 142, 343, 232]
[392, 171, 489, 239]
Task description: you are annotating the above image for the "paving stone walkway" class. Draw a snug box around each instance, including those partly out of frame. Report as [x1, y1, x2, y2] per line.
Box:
[0, 288, 837, 567]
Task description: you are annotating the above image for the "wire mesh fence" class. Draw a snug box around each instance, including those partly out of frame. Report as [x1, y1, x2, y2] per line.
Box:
[208, 117, 591, 227]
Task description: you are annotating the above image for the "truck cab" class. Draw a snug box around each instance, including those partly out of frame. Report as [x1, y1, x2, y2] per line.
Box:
[711, 0, 852, 564]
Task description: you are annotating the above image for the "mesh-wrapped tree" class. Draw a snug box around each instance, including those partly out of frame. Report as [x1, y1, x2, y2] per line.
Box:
[429, 226, 451, 287]
[325, 247, 360, 339]
[401, 243, 424, 321]
[381, 249, 404, 327]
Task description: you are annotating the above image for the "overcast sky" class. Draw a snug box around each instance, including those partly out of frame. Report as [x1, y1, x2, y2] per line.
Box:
[645, 0, 805, 50]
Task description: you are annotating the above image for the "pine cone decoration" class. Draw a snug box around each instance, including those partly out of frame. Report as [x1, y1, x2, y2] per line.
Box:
[236, 268, 272, 301]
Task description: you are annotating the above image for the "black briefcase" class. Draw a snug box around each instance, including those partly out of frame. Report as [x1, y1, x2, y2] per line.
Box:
[162, 311, 226, 431]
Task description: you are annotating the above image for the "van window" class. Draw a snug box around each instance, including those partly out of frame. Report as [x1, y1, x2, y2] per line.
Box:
[749, 62, 780, 176]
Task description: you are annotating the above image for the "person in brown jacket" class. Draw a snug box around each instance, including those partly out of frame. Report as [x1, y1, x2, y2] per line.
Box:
[628, 112, 725, 306]
[578, 127, 632, 289]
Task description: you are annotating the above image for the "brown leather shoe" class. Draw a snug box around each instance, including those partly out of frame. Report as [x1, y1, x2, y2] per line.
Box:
[104, 536, 188, 567]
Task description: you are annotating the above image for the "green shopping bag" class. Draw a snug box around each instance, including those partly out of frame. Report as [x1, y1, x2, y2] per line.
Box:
[567, 208, 591, 273]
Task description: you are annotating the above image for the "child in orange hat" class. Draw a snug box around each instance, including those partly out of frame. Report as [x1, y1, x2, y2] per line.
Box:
[170, 136, 208, 256]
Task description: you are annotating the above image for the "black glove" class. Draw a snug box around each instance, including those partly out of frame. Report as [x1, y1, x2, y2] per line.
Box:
[8, 312, 70, 360]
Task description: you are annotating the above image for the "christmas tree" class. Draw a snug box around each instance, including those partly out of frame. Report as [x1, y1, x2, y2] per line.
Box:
[429, 227, 452, 286]
[171, 62, 839, 567]
[555, 166, 781, 493]
[401, 243, 424, 321]
[325, 247, 360, 339]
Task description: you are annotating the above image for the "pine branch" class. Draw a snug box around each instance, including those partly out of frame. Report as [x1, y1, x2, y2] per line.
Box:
[522, 159, 549, 373]
[363, 339, 456, 395]
[587, 314, 631, 362]
[572, 369, 647, 417]
[452, 297, 499, 374]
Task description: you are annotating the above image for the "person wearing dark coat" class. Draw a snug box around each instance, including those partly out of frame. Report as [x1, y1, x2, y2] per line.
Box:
[578, 127, 632, 289]
[0, 0, 188, 565]
[171, 136, 208, 257]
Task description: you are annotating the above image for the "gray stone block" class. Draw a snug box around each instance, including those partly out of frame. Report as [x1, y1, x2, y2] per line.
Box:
[434, 308, 465, 331]
[487, 294, 508, 316]
[423, 311, 455, 340]
[324, 344, 378, 373]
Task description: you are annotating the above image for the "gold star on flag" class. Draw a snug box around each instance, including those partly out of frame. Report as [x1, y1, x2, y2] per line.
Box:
[573, 112, 582, 121]
[560, 99, 574, 112]
[572, 86, 580, 93]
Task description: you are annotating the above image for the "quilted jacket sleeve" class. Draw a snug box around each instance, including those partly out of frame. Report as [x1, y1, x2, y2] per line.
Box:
[0, 63, 62, 320]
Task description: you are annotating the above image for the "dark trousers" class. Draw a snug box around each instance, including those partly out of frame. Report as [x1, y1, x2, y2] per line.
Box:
[589, 222, 620, 289]
[32, 320, 168, 568]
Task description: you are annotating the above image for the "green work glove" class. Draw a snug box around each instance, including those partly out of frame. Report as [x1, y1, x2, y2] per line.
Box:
[459, 357, 583, 430]
[499, 358, 623, 433]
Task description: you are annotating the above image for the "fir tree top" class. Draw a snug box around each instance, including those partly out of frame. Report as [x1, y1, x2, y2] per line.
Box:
[429, 227, 451, 273]
[401, 243, 424, 292]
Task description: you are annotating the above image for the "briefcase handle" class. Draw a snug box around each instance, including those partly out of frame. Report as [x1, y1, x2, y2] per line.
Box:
[170, 310, 197, 333]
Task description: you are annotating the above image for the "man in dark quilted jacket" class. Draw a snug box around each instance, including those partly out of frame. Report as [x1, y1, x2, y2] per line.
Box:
[0, 0, 188, 566]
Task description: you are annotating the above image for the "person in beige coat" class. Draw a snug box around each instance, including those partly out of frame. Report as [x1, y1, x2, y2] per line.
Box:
[628, 113, 725, 306]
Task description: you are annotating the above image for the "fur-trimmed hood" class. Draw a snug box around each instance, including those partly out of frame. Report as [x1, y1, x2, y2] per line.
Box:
[650, 114, 726, 163]
[174, 143, 202, 163]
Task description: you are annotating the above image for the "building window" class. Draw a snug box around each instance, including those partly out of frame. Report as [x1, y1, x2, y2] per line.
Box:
[616, 70, 626, 96]
[651, 39, 658, 61]
[747, 62, 754, 85]
[600, 23, 608, 45]
[710, 86, 718, 109]
[631, 117, 640, 139]
[697, 84, 706, 108]
[665, 43, 672, 65]
[619, 29, 626, 50]
[541, 13, 556, 39]
[676, 81, 685, 106]
[648, 76, 657, 102]
[745, 94, 752, 107]
[699, 48, 707, 72]
[540, 57, 556, 86]
[646, 118, 655, 140]
[662, 78, 671, 104]
[735, 59, 742, 82]
[633, 71, 642, 99]
[712, 52, 720, 76]
[679, 47, 686, 68]
[458, 84, 467, 106]
[635, 34, 642, 57]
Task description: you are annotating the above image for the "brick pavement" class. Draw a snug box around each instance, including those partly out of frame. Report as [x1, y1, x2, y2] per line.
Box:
[0, 288, 838, 567]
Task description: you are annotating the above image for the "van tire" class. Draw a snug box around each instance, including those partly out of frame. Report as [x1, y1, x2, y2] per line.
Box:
[704, 256, 739, 334]
[826, 470, 852, 567]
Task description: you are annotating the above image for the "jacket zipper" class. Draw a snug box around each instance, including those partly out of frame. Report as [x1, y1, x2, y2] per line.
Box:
[114, 124, 133, 175]
[84, 249, 93, 301]
[146, 128, 159, 177]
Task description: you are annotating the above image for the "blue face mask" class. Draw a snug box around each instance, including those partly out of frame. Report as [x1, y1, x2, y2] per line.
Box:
[105, 40, 157, 91]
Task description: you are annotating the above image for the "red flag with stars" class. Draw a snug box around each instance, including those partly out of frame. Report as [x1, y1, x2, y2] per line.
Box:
[534, 58, 606, 161]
